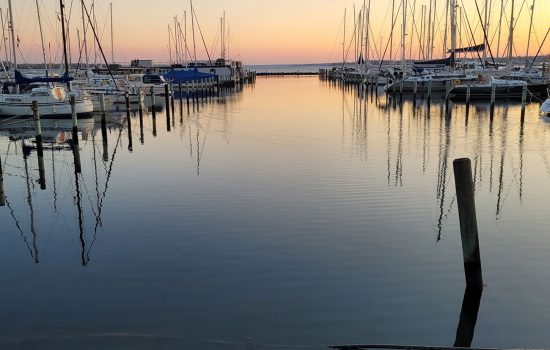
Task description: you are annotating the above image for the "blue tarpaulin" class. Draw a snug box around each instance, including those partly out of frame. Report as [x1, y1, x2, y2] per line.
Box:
[163, 69, 216, 84]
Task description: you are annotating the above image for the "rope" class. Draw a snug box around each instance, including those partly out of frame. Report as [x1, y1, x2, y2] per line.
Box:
[0, 114, 29, 125]
[0, 118, 35, 127]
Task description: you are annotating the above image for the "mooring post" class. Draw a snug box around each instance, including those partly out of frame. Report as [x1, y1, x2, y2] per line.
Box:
[186, 81, 190, 107]
[466, 83, 471, 114]
[170, 83, 175, 115]
[99, 93, 106, 123]
[101, 118, 109, 162]
[164, 84, 171, 132]
[71, 95, 78, 132]
[0, 156, 5, 206]
[453, 158, 483, 289]
[150, 89, 157, 137]
[31, 101, 46, 190]
[138, 91, 144, 145]
[137, 88, 143, 115]
[445, 80, 451, 102]
[164, 83, 171, 131]
[490, 83, 496, 117]
[178, 82, 183, 103]
[126, 92, 133, 151]
[413, 79, 418, 101]
[427, 80, 433, 105]
[70, 96, 82, 174]
[521, 84, 527, 121]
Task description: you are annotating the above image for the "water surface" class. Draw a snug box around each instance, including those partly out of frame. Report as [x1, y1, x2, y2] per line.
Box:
[1, 77, 550, 349]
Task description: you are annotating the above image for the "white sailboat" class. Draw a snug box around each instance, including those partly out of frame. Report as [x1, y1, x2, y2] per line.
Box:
[0, 0, 93, 119]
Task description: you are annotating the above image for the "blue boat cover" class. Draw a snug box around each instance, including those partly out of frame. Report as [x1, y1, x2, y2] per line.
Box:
[15, 70, 74, 84]
[163, 68, 216, 84]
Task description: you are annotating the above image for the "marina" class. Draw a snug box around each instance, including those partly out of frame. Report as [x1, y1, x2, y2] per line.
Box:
[2, 0, 550, 349]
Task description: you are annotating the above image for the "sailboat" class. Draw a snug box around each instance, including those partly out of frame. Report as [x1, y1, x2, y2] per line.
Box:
[450, 0, 548, 101]
[0, 0, 93, 119]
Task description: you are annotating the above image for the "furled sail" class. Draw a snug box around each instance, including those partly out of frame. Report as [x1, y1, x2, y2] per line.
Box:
[15, 70, 74, 84]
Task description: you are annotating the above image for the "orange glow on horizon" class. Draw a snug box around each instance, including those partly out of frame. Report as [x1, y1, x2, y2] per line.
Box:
[5, 0, 550, 65]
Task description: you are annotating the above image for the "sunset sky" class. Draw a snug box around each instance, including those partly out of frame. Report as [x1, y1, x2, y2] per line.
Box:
[4, 0, 550, 65]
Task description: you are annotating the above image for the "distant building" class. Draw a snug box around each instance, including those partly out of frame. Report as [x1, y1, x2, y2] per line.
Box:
[131, 59, 153, 68]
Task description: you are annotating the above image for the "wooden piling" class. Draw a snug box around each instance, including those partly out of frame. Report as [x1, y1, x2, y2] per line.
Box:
[490, 83, 496, 117]
[101, 119, 109, 162]
[139, 91, 144, 145]
[31, 101, 46, 190]
[164, 84, 171, 132]
[126, 92, 133, 151]
[99, 93, 106, 123]
[413, 79, 418, 101]
[0, 156, 5, 207]
[170, 83, 175, 115]
[521, 84, 527, 121]
[164, 84, 171, 131]
[137, 88, 143, 115]
[178, 82, 183, 103]
[453, 158, 483, 289]
[427, 80, 432, 105]
[70, 96, 82, 174]
[151, 89, 157, 137]
[186, 81, 190, 106]
[466, 83, 471, 114]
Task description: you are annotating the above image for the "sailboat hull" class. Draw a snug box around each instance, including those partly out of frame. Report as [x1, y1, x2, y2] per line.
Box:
[0, 99, 94, 119]
[450, 83, 548, 101]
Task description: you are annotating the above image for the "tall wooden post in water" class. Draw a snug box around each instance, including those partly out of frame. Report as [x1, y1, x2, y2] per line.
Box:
[164, 84, 171, 132]
[453, 158, 483, 289]
[0, 152, 5, 206]
[70, 96, 82, 174]
[32, 101, 46, 190]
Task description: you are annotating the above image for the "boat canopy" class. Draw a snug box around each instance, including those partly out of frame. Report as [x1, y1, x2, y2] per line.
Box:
[414, 53, 455, 67]
[15, 70, 74, 85]
[163, 68, 216, 84]
[450, 43, 485, 53]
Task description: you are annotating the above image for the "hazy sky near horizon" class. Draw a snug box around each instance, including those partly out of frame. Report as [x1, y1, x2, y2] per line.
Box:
[4, 0, 550, 65]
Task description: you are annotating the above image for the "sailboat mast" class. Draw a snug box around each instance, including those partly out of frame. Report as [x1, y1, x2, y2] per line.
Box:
[343, 8, 346, 69]
[59, 0, 71, 89]
[35, 0, 48, 75]
[401, 0, 406, 70]
[443, 0, 449, 58]
[390, 0, 395, 62]
[1, 9, 10, 68]
[220, 17, 223, 59]
[524, 0, 535, 70]
[81, 0, 89, 69]
[366, 0, 370, 65]
[496, 0, 504, 59]
[174, 17, 179, 64]
[482, 0, 489, 65]
[450, 0, 456, 67]
[430, 0, 432, 60]
[184, 11, 187, 65]
[168, 25, 172, 65]
[190, 0, 197, 62]
[110, 2, 114, 64]
[409, 0, 416, 59]
[430, 0, 437, 59]
[7, 0, 17, 92]
[507, 0, 515, 69]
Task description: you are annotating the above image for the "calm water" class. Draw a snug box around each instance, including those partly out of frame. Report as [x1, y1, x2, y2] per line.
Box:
[1, 77, 550, 349]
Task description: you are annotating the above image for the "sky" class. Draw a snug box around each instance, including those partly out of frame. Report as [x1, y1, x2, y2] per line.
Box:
[3, 0, 550, 65]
